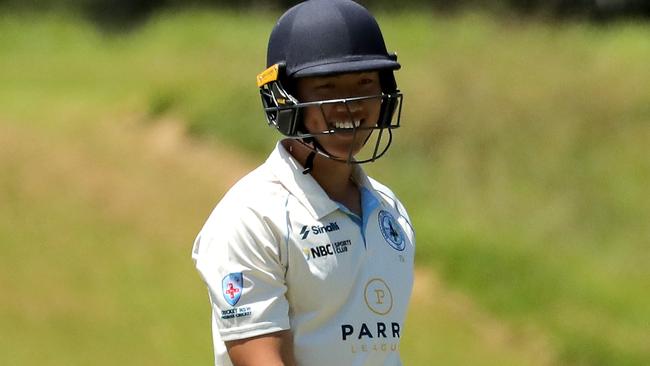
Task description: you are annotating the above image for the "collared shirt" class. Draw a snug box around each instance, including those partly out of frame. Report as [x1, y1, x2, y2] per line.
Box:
[192, 142, 415, 366]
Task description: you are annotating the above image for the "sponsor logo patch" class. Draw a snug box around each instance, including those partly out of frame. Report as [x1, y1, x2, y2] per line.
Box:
[340, 322, 401, 354]
[341, 322, 401, 341]
[303, 239, 352, 260]
[299, 221, 340, 240]
[364, 278, 393, 315]
[222, 272, 243, 306]
[378, 210, 405, 251]
[300, 225, 310, 239]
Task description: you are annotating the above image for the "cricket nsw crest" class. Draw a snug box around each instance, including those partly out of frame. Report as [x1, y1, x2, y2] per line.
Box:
[222, 272, 243, 306]
[378, 210, 405, 251]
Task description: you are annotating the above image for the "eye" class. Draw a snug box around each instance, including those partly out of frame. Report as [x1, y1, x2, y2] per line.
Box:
[359, 78, 375, 86]
[314, 82, 335, 90]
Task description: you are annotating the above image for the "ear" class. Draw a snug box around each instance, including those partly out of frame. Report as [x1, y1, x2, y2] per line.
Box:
[379, 70, 397, 94]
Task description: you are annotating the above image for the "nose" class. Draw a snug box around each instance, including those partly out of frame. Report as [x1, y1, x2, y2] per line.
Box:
[332, 99, 363, 119]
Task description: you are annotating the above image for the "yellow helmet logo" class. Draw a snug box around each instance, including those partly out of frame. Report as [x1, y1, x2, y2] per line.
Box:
[256, 64, 280, 87]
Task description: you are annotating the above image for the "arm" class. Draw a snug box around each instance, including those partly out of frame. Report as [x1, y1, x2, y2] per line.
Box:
[226, 330, 296, 366]
[194, 204, 292, 365]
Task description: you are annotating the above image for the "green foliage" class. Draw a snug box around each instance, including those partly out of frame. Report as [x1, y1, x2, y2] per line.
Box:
[1, 9, 649, 365]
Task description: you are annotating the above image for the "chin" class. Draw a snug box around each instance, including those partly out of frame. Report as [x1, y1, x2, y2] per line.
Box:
[327, 145, 364, 160]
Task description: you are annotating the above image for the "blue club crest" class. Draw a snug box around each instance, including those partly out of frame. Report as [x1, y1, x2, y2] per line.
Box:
[222, 272, 243, 306]
[378, 210, 405, 251]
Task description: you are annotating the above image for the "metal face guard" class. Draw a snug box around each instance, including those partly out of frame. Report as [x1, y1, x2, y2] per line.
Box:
[261, 92, 403, 164]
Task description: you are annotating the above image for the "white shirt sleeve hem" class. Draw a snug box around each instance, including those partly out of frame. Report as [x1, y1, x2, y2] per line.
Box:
[219, 320, 291, 342]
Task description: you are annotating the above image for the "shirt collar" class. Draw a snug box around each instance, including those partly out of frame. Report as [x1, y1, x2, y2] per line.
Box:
[267, 142, 339, 219]
[267, 141, 384, 220]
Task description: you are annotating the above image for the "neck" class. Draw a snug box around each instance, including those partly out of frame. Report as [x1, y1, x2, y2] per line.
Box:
[283, 139, 360, 210]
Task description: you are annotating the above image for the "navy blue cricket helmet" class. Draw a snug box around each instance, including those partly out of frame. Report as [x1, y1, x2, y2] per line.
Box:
[256, 0, 404, 164]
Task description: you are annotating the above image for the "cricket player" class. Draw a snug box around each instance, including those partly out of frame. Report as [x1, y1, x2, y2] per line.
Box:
[192, 1, 415, 364]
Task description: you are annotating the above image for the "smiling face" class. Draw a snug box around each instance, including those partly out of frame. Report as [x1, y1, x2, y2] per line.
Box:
[295, 71, 383, 160]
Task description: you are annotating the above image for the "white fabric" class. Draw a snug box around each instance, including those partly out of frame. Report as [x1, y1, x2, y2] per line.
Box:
[192, 142, 415, 366]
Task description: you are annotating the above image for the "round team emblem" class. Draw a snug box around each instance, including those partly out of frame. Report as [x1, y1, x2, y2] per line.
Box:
[378, 210, 405, 251]
[364, 278, 393, 315]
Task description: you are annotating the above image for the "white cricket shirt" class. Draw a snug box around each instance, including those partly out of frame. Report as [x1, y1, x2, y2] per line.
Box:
[192, 142, 415, 366]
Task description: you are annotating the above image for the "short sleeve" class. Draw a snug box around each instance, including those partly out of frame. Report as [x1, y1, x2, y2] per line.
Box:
[192, 204, 290, 341]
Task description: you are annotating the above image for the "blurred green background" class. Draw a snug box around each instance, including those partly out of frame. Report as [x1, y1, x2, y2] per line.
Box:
[1, 1, 649, 365]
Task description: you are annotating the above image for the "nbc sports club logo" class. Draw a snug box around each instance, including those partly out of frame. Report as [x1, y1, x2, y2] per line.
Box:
[378, 210, 405, 251]
[222, 272, 243, 306]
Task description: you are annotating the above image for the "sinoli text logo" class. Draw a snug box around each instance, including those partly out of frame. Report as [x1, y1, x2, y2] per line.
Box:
[299, 222, 340, 240]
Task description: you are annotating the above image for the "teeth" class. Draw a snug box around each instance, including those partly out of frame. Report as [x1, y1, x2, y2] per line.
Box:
[333, 120, 360, 129]
[334, 121, 360, 129]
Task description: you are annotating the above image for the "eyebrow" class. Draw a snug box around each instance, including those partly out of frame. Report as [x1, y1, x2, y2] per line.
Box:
[309, 72, 377, 91]
[313, 82, 336, 90]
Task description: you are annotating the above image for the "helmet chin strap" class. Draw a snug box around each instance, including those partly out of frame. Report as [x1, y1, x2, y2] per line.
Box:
[299, 136, 353, 175]
[300, 137, 326, 175]
[302, 151, 317, 175]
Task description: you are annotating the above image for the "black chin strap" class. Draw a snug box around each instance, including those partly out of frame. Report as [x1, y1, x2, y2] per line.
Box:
[302, 151, 316, 175]
[301, 136, 322, 175]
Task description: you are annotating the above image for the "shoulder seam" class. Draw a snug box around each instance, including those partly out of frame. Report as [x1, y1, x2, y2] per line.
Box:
[376, 190, 415, 234]
[282, 192, 291, 275]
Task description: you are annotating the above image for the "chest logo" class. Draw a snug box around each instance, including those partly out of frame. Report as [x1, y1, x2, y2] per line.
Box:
[299, 221, 340, 240]
[222, 272, 243, 306]
[378, 210, 405, 251]
[303, 239, 352, 260]
[364, 278, 393, 315]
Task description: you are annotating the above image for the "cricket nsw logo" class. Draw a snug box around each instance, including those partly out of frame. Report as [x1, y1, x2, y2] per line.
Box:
[378, 210, 405, 251]
[222, 272, 243, 306]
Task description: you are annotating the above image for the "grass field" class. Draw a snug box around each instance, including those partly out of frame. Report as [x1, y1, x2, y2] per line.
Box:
[1, 9, 649, 365]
